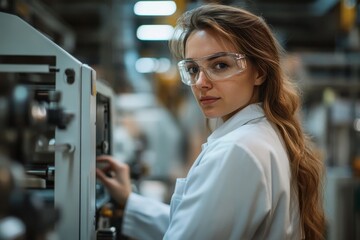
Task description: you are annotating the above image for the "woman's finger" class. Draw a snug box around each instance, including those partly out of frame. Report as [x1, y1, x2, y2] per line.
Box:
[96, 155, 123, 170]
[96, 168, 108, 182]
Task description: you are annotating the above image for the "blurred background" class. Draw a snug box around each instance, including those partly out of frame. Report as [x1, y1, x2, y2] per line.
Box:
[1, 0, 360, 239]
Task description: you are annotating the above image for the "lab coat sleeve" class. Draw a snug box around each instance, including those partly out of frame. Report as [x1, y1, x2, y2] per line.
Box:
[163, 143, 271, 240]
[122, 192, 170, 240]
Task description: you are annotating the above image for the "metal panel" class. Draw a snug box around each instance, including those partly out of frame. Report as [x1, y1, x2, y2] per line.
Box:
[0, 12, 99, 239]
[80, 65, 97, 240]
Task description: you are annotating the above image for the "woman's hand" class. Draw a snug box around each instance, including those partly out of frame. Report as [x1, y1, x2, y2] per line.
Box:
[96, 155, 132, 209]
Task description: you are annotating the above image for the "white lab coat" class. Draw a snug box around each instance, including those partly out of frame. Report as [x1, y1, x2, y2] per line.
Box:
[122, 103, 303, 240]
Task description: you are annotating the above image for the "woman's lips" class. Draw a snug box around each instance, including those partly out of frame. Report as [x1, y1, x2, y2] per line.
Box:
[199, 96, 220, 105]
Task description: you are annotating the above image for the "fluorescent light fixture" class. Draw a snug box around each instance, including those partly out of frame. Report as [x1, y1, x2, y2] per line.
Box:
[156, 58, 171, 73]
[136, 58, 157, 73]
[135, 57, 171, 73]
[134, 1, 177, 16]
[137, 25, 174, 41]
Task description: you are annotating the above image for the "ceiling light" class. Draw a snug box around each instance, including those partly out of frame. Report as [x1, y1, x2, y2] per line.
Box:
[134, 1, 176, 16]
[156, 58, 171, 73]
[135, 57, 171, 73]
[136, 25, 174, 41]
[135, 58, 157, 73]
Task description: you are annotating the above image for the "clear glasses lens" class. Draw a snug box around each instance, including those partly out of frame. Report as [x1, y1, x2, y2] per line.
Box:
[178, 53, 246, 86]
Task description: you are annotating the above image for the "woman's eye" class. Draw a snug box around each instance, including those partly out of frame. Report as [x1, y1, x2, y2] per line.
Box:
[216, 62, 229, 69]
[211, 62, 230, 71]
[187, 66, 199, 75]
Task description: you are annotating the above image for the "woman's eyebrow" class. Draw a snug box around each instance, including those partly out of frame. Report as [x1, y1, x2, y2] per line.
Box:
[185, 52, 228, 61]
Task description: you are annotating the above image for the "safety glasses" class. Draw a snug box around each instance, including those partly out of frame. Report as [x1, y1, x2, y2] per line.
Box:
[177, 52, 246, 86]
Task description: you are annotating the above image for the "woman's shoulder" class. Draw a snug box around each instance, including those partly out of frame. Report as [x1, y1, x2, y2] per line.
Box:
[207, 119, 289, 169]
[217, 117, 279, 149]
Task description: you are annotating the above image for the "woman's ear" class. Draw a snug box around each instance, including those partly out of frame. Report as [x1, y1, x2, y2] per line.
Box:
[254, 69, 266, 86]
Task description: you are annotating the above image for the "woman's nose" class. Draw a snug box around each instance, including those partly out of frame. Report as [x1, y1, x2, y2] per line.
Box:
[195, 70, 211, 88]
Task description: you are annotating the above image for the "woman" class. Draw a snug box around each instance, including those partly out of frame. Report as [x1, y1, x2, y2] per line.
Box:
[96, 4, 325, 239]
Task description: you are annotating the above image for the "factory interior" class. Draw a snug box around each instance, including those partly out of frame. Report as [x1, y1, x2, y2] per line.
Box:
[0, 0, 359, 239]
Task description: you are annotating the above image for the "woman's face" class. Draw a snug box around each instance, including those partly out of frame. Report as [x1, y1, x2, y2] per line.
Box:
[185, 29, 264, 121]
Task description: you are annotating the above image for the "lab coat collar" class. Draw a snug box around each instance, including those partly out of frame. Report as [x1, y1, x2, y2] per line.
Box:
[208, 103, 265, 141]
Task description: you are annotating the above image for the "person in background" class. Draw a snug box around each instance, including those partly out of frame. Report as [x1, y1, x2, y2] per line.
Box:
[96, 3, 325, 240]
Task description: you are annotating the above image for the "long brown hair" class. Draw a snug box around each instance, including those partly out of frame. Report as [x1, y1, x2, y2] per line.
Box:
[169, 4, 325, 239]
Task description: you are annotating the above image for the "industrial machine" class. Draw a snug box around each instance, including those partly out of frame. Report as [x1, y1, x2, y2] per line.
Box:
[0, 12, 115, 239]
